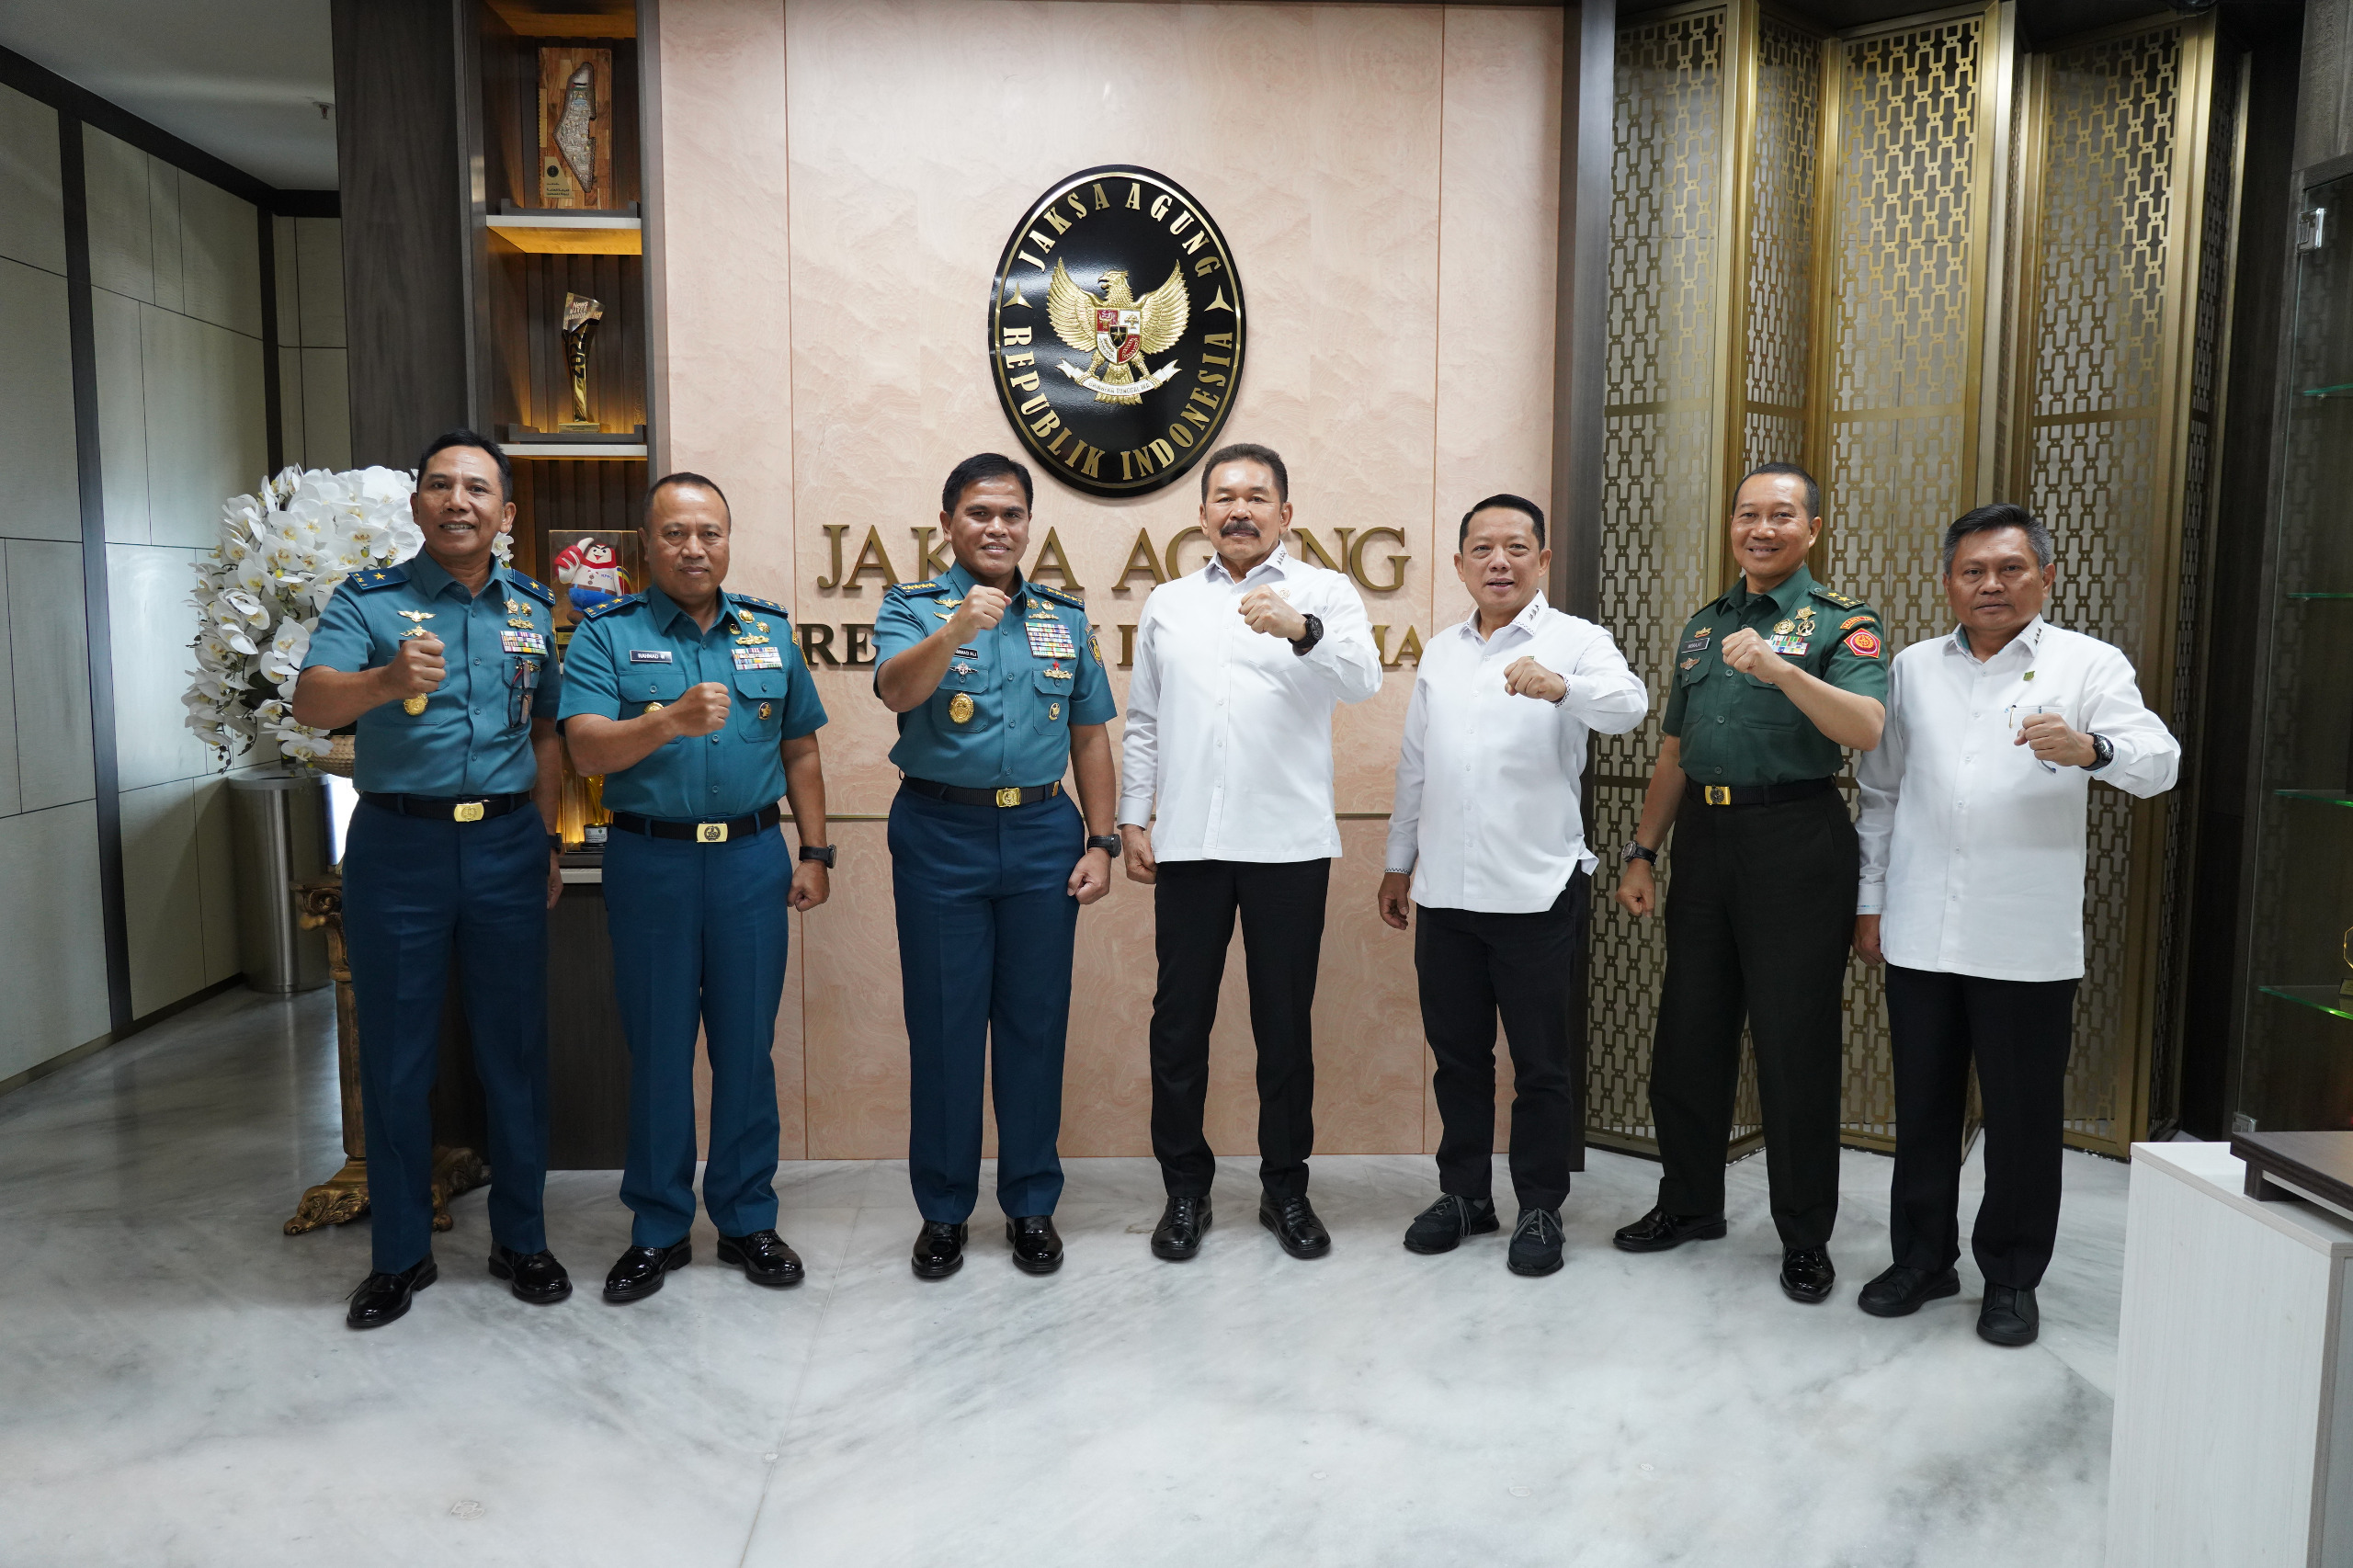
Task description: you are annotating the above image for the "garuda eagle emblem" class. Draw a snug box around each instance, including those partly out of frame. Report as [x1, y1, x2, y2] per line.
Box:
[1047, 259, 1189, 404]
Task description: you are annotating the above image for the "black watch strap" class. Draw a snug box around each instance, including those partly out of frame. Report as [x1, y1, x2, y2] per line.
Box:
[546, 833, 563, 853]
[1086, 834, 1120, 856]
[1290, 611, 1324, 657]
[2085, 733, 2113, 771]
[798, 844, 836, 867]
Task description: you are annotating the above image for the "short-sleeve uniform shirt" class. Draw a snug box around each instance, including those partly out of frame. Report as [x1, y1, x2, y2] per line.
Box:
[871, 563, 1115, 790]
[556, 585, 826, 821]
[1661, 564, 1889, 788]
[301, 552, 561, 795]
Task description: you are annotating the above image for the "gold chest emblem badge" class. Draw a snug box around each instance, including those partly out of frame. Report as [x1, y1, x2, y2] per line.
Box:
[949, 692, 975, 724]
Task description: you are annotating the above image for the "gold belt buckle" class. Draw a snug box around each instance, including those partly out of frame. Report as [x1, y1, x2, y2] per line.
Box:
[995, 787, 1022, 809]
[454, 801, 485, 823]
[697, 822, 730, 844]
[1703, 786, 1731, 806]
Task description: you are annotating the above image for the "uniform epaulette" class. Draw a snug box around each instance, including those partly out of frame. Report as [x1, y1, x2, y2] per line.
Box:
[1030, 583, 1085, 609]
[582, 593, 642, 621]
[731, 594, 789, 617]
[1809, 585, 1863, 610]
[507, 570, 554, 606]
[888, 579, 949, 598]
[348, 565, 408, 593]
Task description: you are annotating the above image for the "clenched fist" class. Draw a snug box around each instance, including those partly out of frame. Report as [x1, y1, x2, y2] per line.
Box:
[948, 585, 1013, 643]
[382, 635, 446, 700]
[665, 681, 733, 737]
[1237, 585, 1307, 642]
[1717, 627, 1790, 683]
[1503, 656, 1566, 703]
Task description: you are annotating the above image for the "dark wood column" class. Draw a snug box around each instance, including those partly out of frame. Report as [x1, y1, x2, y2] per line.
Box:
[332, 0, 475, 468]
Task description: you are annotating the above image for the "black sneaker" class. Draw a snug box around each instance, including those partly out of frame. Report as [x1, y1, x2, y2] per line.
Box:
[1506, 1208, 1565, 1277]
[1978, 1285, 2040, 1346]
[1403, 1193, 1499, 1254]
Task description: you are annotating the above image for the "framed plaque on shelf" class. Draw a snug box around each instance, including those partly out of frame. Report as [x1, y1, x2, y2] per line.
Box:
[537, 46, 612, 210]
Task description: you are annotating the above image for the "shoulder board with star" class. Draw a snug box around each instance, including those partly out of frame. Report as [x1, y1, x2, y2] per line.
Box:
[348, 566, 409, 593]
[730, 593, 790, 618]
[886, 579, 949, 599]
[1029, 583, 1085, 610]
[1808, 585, 1864, 610]
[581, 593, 644, 622]
[506, 570, 554, 607]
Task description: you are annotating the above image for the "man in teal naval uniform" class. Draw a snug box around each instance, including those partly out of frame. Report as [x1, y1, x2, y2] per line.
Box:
[873, 452, 1120, 1279]
[293, 430, 570, 1329]
[560, 472, 832, 1302]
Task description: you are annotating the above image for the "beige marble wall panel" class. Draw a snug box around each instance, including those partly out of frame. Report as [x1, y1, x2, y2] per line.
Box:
[656, 0, 1563, 1157]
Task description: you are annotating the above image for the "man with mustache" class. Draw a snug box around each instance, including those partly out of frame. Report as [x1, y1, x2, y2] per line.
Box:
[292, 430, 568, 1328]
[1120, 442, 1383, 1261]
[1379, 494, 1647, 1275]
[1611, 463, 1887, 1305]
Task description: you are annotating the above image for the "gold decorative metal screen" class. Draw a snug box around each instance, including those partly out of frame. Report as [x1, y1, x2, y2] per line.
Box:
[1590, 3, 2243, 1160]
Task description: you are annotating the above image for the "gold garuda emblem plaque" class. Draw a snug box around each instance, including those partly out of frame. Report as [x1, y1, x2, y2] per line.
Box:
[989, 165, 1245, 498]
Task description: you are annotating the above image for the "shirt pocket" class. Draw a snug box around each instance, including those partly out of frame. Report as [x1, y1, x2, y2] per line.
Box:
[1738, 671, 1802, 727]
[733, 668, 792, 743]
[620, 664, 688, 713]
[1674, 655, 1713, 691]
[941, 658, 988, 693]
[1033, 665, 1075, 723]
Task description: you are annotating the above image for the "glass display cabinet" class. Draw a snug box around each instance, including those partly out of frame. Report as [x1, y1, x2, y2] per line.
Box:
[2239, 167, 2353, 1133]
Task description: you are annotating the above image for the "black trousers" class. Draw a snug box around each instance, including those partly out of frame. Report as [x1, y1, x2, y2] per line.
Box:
[1651, 789, 1856, 1249]
[1149, 858, 1329, 1199]
[1885, 963, 2079, 1290]
[1415, 873, 1589, 1211]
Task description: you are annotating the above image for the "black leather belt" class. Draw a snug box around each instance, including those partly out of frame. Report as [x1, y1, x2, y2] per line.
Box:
[361, 791, 532, 823]
[610, 803, 781, 844]
[1683, 777, 1836, 808]
[901, 777, 1063, 809]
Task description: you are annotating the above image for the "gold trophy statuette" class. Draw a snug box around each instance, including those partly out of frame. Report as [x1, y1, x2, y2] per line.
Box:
[397, 610, 435, 715]
[560, 292, 604, 432]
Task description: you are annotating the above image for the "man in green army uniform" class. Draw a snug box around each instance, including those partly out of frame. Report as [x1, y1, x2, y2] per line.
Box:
[1610, 463, 1888, 1304]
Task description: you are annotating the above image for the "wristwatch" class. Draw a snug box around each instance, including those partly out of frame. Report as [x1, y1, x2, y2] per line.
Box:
[1086, 834, 1120, 857]
[1621, 840, 1658, 867]
[2083, 733, 2113, 772]
[546, 833, 563, 854]
[1289, 612, 1324, 657]
[798, 844, 836, 867]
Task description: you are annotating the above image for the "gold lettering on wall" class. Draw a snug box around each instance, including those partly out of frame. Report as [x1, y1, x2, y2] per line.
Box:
[1029, 528, 1083, 589]
[1115, 528, 1168, 590]
[842, 527, 899, 591]
[815, 524, 851, 590]
[910, 527, 952, 577]
[1349, 527, 1408, 594]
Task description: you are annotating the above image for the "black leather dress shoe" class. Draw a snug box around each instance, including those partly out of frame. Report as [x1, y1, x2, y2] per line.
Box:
[487, 1244, 572, 1304]
[347, 1256, 437, 1329]
[716, 1229, 804, 1288]
[1611, 1207, 1729, 1253]
[1404, 1193, 1499, 1254]
[1506, 1208, 1565, 1277]
[912, 1221, 968, 1279]
[1857, 1263, 1960, 1318]
[1779, 1245, 1836, 1303]
[1006, 1215, 1063, 1275]
[1151, 1196, 1212, 1260]
[1259, 1194, 1331, 1258]
[603, 1239, 691, 1303]
[1978, 1284, 2040, 1346]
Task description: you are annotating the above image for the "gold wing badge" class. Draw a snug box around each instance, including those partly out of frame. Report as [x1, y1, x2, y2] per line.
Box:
[1048, 260, 1189, 403]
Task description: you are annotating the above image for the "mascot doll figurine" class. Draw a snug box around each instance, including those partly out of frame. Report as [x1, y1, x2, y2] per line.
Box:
[553, 535, 632, 620]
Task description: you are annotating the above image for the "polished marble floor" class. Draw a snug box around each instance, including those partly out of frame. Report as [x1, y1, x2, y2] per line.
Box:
[0, 988, 2125, 1566]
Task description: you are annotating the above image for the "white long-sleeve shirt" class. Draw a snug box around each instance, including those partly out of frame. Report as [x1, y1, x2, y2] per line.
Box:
[1117, 542, 1382, 862]
[1385, 595, 1649, 913]
[1855, 617, 2178, 982]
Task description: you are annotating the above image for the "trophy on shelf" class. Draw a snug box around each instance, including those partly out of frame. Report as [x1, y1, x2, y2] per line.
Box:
[560, 292, 603, 433]
[537, 48, 610, 209]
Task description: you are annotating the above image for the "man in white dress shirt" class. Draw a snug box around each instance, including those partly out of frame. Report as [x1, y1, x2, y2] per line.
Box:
[1119, 443, 1383, 1262]
[1853, 503, 2177, 1346]
[1379, 495, 1647, 1276]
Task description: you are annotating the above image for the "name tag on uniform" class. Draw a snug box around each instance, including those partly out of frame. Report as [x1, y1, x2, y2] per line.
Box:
[954, 646, 979, 658]
[1767, 634, 1810, 656]
[501, 629, 549, 655]
[1026, 619, 1077, 660]
[733, 644, 785, 670]
[630, 649, 673, 664]
[1679, 638, 1710, 655]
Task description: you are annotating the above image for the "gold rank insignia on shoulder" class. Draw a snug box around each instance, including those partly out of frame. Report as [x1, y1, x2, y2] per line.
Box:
[949, 692, 974, 723]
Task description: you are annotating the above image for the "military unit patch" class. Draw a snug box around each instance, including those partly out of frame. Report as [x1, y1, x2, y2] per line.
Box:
[1845, 628, 1882, 658]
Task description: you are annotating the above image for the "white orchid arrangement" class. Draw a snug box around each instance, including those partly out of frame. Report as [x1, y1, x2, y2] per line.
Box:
[183, 465, 513, 768]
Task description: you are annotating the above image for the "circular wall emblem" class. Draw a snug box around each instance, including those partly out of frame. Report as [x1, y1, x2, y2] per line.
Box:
[988, 166, 1245, 498]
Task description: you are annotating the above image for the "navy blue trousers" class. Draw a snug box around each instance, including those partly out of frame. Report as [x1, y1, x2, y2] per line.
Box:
[343, 801, 550, 1271]
[603, 824, 790, 1246]
[888, 786, 1082, 1223]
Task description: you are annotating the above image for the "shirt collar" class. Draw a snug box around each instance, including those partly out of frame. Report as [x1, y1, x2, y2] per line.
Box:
[404, 548, 505, 603]
[943, 559, 1027, 609]
[1207, 540, 1290, 585]
[1724, 562, 1815, 619]
[642, 581, 743, 637]
[1457, 590, 1551, 644]
[1946, 614, 2045, 664]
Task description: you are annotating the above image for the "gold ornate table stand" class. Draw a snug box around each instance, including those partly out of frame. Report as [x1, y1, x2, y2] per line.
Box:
[286, 874, 488, 1235]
